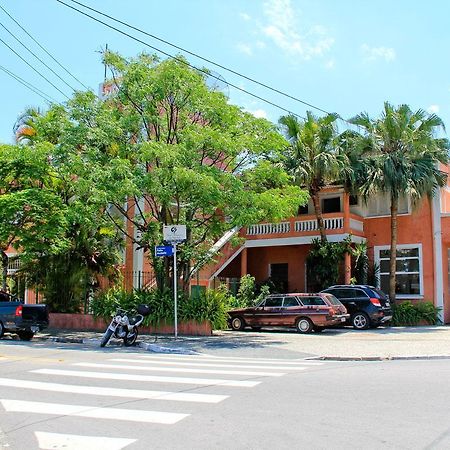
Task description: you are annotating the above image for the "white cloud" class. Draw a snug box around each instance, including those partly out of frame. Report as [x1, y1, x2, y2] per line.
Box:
[427, 104, 440, 114]
[361, 44, 396, 62]
[249, 109, 268, 118]
[261, 0, 334, 59]
[236, 42, 253, 56]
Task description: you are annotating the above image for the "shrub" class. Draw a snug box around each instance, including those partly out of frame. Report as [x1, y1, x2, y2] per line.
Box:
[91, 286, 233, 330]
[392, 301, 441, 326]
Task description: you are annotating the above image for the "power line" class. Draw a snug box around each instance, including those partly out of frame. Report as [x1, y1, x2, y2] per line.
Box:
[55, 0, 303, 119]
[0, 3, 89, 91]
[64, 0, 333, 117]
[0, 19, 78, 93]
[0, 35, 70, 99]
[0, 65, 57, 103]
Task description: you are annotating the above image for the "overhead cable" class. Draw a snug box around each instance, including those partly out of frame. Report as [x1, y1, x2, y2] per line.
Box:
[0, 36, 70, 99]
[64, 0, 332, 116]
[0, 20, 78, 92]
[0, 65, 57, 103]
[55, 0, 303, 119]
[0, 3, 89, 90]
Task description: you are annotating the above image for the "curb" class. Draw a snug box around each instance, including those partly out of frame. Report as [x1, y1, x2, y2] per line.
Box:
[310, 355, 450, 361]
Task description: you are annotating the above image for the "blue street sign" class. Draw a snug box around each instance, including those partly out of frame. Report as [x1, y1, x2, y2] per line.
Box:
[155, 245, 174, 257]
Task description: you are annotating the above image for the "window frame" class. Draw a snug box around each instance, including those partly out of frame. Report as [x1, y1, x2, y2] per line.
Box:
[374, 244, 423, 298]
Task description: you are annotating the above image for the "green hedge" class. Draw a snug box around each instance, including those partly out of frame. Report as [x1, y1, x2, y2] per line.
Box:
[91, 286, 232, 330]
[391, 301, 441, 326]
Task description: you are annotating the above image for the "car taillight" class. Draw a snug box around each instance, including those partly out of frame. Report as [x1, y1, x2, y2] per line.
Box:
[369, 298, 381, 307]
[328, 307, 337, 315]
[15, 305, 23, 317]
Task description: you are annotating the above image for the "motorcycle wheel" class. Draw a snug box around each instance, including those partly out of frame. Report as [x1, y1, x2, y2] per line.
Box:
[124, 326, 138, 346]
[100, 328, 114, 347]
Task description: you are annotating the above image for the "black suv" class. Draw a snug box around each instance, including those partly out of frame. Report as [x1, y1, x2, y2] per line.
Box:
[321, 285, 392, 330]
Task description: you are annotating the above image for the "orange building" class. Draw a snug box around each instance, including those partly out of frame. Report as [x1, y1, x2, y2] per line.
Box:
[176, 182, 449, 323]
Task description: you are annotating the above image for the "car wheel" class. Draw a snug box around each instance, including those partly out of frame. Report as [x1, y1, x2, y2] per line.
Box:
[296, 317, 313, 334]
[352, 312, 370, 330]
[231, 316, 245, 331]
[0, 321, 4, 338]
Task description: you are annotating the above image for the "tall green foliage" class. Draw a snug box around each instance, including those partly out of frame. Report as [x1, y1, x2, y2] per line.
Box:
[350, 103, 449, 302]
[51, 51, 304, 292]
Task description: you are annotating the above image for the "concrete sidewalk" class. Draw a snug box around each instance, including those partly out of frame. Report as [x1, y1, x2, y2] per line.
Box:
[29, 325, 450, 360]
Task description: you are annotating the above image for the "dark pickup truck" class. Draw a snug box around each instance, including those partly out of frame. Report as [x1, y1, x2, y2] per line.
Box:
[0, 291, 49, 340]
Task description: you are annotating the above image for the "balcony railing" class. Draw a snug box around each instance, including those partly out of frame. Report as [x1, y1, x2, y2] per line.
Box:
[7, 257, 20, 274]
[245, 213, 364, 238]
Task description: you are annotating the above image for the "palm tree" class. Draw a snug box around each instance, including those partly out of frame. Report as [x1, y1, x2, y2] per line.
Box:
[13, 107, 42, 145]
[350, 102, 449, 302]
[279, 111, 346, 242]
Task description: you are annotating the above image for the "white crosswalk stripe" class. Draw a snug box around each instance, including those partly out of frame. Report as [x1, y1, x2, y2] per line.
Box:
[0, 377, 228, 403]
[73, 361, 289, 376]
[31, 368, 262, 387]
[110, 357, 315, 371]
[35, 431, 135, 450]
[1, 399, 188, 424]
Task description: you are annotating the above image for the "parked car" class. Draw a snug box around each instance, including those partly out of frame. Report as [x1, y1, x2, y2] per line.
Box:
[0, 290, 49, 340]
[227, 293, 349, 334]
[320, 285, 392, 330]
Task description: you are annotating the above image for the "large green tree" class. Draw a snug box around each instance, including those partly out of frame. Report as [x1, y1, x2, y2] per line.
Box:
[350, 102, 449, 302]
[279, 111, 348, 242]
[53, 52, 304, 290]
[0, 143, 69, 291]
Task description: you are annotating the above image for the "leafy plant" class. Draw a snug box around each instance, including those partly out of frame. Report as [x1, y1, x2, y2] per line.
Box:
[391, 301, 441, 326]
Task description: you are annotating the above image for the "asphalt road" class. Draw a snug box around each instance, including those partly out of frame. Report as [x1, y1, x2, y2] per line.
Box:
[1, 340, 450, 449]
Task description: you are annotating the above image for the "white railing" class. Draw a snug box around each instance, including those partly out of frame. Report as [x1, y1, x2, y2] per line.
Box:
[350, 218, 364, 232]
[7, 257, 20, 274]
[247, 222, 291, 236]
[295, 217, 344, 232]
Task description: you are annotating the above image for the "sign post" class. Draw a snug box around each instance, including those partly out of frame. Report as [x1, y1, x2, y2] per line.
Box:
[162, 225, 187, 339]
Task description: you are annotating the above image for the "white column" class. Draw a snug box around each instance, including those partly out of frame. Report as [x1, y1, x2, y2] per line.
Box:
[432, 188, 444, 322]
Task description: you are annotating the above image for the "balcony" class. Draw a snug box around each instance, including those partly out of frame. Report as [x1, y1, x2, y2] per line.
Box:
[244, 213, 365, 245]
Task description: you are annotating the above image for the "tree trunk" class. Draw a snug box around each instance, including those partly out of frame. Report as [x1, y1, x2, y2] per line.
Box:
[1, 250, 8, 291]
[389, 195, 398, 303]
[312, 192, 327, 243]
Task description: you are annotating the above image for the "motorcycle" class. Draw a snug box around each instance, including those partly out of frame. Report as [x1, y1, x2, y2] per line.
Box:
[100, 304, 151, 347]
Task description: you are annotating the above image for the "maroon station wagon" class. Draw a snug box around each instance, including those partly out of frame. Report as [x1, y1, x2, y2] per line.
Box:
[228, 293, 349, 333]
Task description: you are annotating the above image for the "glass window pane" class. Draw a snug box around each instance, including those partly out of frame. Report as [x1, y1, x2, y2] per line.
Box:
[380, 274, 389, 294]
[283, 297, 299, 307]
[380, 250, 390, 258]
[265, 297, 283, 307]
[397, 248, 419, 258]
[397, 259, 419, 273]
[380, 260, 390, 273]
[395, 274, 420, 295]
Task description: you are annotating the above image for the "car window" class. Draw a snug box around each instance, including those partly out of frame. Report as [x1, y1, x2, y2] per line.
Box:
[353, 289, 369, 299]
[323, 294, 342, 306]
[367, 288, 388, 300]
[264, 297, 283, 307]
[299, 296, 326, 306]
[328, 289, 349, 299]
[283, 297, 299, 307]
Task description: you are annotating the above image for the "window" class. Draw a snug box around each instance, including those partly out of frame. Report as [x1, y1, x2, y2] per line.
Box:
[283, 297, 299, 307]
[264, 296, 283, 307]
[298, 204, 309, 215]
[375, 245, 422, 296]
[322, 197, 341, 213]
[299, 296, 326, 306]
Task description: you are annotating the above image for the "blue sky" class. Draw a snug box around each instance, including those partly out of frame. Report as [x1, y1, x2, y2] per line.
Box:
[1, 0, 449, 143]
